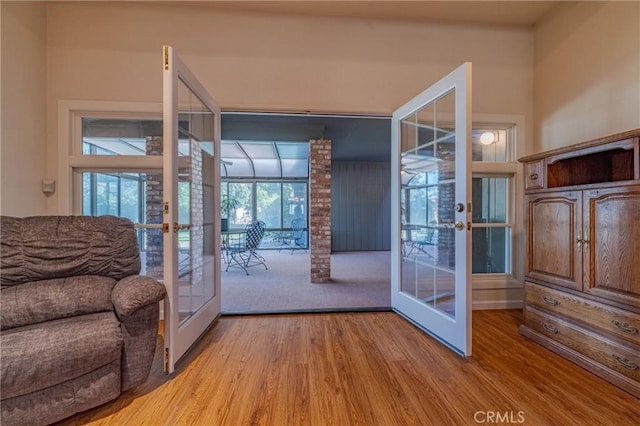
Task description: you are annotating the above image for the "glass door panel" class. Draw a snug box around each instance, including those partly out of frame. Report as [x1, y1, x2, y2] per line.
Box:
[163, 46, 221, 373]
[392, 63, 472, 356]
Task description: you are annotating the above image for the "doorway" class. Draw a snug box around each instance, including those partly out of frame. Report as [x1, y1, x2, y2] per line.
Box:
[220, 112, 393, 313]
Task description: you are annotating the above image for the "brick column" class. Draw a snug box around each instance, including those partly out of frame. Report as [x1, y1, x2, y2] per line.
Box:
[309, 139, 331, 283]
[437, 179, 455, 269]
[188, 140, 204, 290]
[145, 136, 164, 281]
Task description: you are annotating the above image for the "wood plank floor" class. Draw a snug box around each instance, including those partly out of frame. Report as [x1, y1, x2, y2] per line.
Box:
[58, 310, 639, 426]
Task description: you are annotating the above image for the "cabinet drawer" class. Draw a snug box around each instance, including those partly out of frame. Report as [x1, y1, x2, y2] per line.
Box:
[524, 160, 545, 190]
[525, 282, 640, 346]
[524, 306, 640, 382]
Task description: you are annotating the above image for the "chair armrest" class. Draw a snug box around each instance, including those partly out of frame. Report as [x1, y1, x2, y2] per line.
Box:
[112, 275, 166, 320]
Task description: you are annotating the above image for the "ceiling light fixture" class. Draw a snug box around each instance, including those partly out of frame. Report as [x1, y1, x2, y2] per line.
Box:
[479, 131, 497, 145]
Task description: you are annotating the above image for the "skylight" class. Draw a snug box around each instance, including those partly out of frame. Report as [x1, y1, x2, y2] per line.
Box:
[221, 141, 309, 178]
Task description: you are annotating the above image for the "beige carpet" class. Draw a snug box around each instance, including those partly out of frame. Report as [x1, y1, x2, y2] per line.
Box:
[221, 250, 391, 314]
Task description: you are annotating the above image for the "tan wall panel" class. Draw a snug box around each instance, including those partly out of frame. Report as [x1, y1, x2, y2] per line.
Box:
[1, 2, 48, 216]
[534, 2, 640, 152]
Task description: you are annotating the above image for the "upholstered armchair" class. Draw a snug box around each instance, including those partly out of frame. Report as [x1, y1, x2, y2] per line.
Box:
[0, 215, 166, 426]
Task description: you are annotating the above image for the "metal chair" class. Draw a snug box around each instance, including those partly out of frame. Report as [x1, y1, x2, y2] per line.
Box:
[407, 227, 436, 259]
[225, 220, 268, 275]
[279, 218, 307, 254]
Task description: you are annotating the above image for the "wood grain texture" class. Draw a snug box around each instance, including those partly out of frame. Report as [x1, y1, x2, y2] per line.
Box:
[525, 282, 640, 346]
[584, 186, 640, 307]
[526, 191, 582, 290]
[57, 311, 639, 426]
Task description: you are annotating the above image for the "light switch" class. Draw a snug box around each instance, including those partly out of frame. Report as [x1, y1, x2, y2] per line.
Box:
[42, 179, 56, 194]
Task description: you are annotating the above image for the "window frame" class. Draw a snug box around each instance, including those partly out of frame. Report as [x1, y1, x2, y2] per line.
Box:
[58, 100, 163, 214]
[469, 115, 525, 297]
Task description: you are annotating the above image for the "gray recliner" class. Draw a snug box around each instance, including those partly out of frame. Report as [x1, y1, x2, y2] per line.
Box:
[0, 215, 167, 426]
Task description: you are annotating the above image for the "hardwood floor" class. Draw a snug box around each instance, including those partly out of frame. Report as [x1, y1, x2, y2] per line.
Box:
[58, 310, 639, 426]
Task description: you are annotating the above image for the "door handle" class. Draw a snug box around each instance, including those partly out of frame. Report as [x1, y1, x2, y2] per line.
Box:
[174, 223, 192, 232]
[442, 221, 466, 231]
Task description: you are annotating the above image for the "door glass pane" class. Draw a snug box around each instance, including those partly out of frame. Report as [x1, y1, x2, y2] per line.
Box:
[176, 76, 216, 324]
[401, 89, 456, 318]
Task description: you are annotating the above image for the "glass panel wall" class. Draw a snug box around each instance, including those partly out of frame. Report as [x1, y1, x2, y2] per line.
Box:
[221, 180, 308, 249]
[257, 182, 282, 228]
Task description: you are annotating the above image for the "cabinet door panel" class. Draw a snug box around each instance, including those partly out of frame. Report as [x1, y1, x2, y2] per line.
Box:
[584, 186, 640, 308]
[525, 191, 582, 290]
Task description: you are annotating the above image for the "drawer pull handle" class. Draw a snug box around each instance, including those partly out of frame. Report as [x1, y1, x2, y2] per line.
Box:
[612, 354, 639, 370]
[611, 320, 639, 334]
[542, 296, 559, 306]
[543, 323, 559, 334]
[529, 173, 539, 180]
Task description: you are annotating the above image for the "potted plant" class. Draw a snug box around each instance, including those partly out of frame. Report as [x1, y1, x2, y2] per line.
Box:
[220, 195, 240, 231]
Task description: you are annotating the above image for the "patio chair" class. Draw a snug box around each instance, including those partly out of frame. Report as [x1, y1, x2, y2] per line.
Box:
[225, 220, 268, 275]
[407, 226, 436, 259]
[279, 218, 307, 254]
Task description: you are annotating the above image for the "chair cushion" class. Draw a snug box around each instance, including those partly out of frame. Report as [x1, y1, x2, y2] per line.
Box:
[1, 360, 121, 426]
[0, 312, 122, 400]
[0, 275, 116, 331]
[0, 215, 141, 287]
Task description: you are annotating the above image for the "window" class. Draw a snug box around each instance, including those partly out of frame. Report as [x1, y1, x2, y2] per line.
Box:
[221, 180, 309, 248]
[61, 108, 165, 278]
[472, 176, 511, 273]
[470, 124, 518, 276]
[221, 140, 309, 248]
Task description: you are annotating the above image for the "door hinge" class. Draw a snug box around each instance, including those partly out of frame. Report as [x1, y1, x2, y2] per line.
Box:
[163, 201, 169, 214]
[162, 223, 170, 233]
[164, 347, 169, 372]
[164, 46, 169, 70]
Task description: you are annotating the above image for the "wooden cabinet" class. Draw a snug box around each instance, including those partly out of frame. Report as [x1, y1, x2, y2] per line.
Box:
[520, 129, 640, 398]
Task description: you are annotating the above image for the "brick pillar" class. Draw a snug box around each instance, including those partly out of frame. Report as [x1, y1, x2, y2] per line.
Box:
[437, 179, 455, 269]
[188, 140, 204, 289]
[310, 139, 331, 283]
[145, 136, 164, 281]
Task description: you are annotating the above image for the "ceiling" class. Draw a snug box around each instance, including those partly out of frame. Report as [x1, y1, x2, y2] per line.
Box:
[189, 1, 560, 27]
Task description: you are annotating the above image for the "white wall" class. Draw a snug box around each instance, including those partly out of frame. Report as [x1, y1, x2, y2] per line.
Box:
[534, 1, 640, 152]
[44, 1, 534, 213]
[1, 1, 48, 216]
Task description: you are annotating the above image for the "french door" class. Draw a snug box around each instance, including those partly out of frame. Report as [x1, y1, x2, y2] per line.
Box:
[391, 63, 473, 355]
[163, 46, 221, 372]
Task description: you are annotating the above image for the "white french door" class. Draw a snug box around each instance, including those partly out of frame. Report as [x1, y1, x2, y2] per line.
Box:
[391, 63, 473, 355]
[163, 46, 221, 373]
